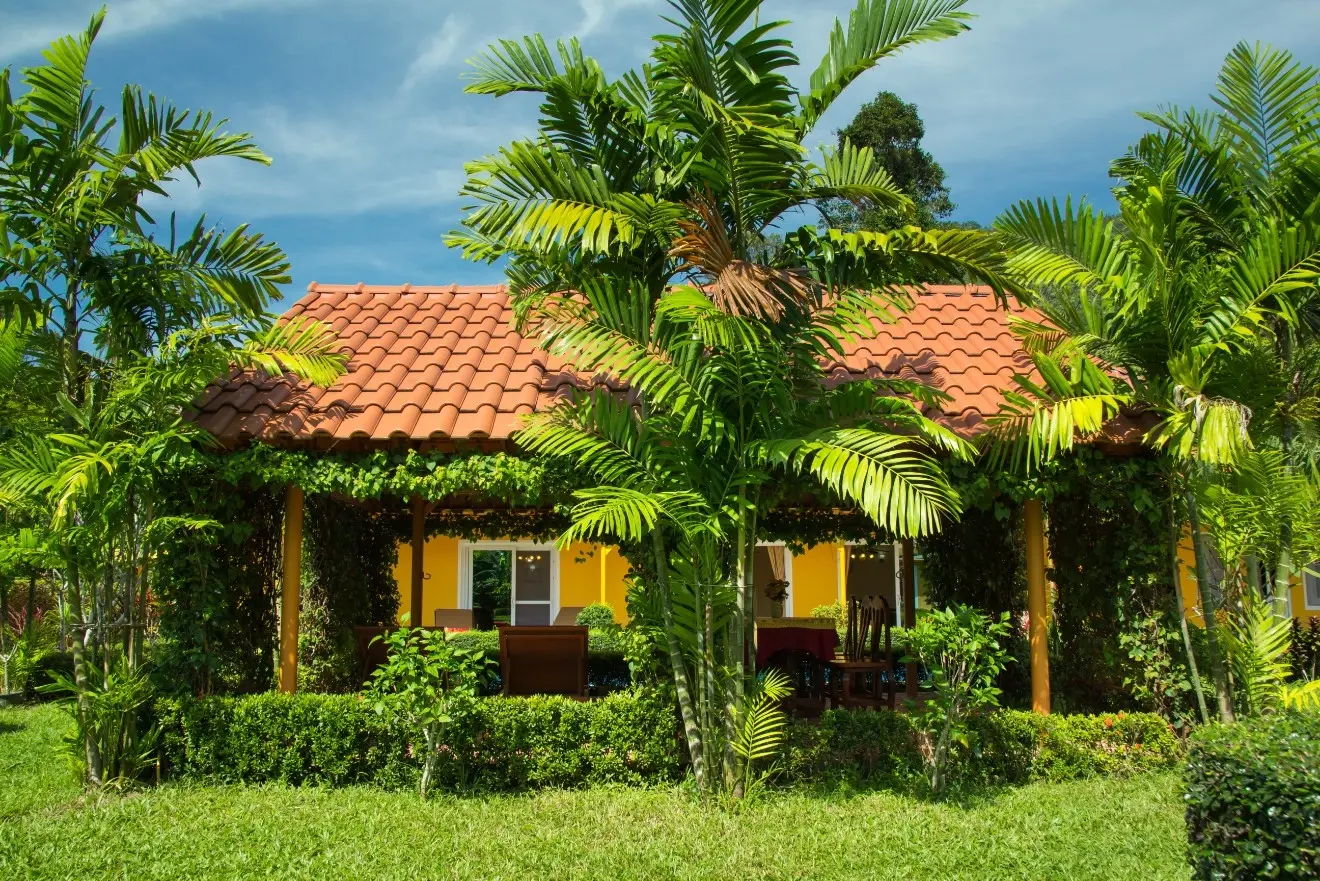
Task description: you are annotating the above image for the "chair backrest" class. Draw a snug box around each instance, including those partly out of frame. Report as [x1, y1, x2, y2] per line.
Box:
[499, 625, 589, 697]
[843, 595, 892, 662]
[434, 608, 475, 629]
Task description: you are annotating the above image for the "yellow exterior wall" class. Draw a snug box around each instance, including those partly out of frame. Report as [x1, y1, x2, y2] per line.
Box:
[1176, 533, 1319, 623]
[791, 543, 841, 615]
[391, 533, 1320, 626]
[393, 535, 460, 625]
[557, 542, 629, 621]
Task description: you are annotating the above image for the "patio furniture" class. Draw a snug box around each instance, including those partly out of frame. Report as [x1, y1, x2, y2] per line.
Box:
[761, 648, 827, 718]
[498, 625, 589, 697]
[826, 595, 896, 710]
[434, 608, 475, 629]
[754, 617, 839, 667]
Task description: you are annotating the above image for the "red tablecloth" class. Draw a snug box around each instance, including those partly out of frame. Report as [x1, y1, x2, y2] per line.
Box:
[755, 625, 839, 667]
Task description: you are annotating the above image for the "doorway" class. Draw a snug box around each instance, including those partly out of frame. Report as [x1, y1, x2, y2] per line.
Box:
[460, 543, 558, 627]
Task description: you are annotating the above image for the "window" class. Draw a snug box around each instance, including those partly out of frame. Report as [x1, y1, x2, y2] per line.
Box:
[1305, 562, 1320, 611]
[459, 542, 558, 626]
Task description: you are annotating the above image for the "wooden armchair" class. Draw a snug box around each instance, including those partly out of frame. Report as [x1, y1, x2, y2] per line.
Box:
[825, 595, 896, 710]
[498, 625, 589, 697]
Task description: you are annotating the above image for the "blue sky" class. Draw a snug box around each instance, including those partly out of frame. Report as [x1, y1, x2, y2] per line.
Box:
[4, 0, 1319, 307]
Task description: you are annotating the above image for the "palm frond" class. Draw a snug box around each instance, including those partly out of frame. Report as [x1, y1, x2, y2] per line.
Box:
[800, 0, 972, 131]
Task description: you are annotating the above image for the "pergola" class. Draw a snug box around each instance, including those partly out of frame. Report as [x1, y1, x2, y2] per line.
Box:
[195, 281, 1141, 711]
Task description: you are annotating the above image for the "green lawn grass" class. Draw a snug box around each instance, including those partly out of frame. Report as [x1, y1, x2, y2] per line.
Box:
[0, 703, 1190, 880]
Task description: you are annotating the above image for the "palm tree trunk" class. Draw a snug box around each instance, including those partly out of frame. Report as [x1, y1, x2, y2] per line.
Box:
[651, 528, 706, 787]
[1185, 486, 1235, 722]
[1167, 496, 1209, 725]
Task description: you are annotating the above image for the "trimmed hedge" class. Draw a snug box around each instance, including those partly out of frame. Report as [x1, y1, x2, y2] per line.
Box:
[1185, 712, 1320, 880]
[156, 691, 1180, 796]
[157, 690, 681, 791]
[786, 709, 1182, 788]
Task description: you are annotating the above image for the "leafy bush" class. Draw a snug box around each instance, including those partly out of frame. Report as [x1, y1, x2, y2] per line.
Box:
[157, 690, 682, 791]
[366, 628, 491, 798]
[575, 603, 618, 629]
[784, 709, 1182, 791]
[1185, 712, 1320, 880]
[906, 605, 1014, 793]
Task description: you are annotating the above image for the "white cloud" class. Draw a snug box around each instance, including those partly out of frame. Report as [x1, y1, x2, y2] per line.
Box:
[575, 0, 657, 37]
[0, 0, 321, 60]
[402, 15, 469, 91]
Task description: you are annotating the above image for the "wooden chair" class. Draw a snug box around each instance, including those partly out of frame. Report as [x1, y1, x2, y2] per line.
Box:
[825, 595, 896, 710]
[498, 625, 589, 697]
[761, 648, 827, 718]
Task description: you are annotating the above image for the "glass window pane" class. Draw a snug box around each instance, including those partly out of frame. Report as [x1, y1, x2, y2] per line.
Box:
[1306, 564, 1320, 608]
[471, 550, 512, 625]
[516, 551, 551, 601]
[514, 603, 551, 626]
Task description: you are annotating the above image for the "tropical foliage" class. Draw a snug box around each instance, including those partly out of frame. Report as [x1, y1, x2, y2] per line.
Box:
[0, 12, 343, 785]
[452, 0, 1023, 795]
[985, 42, 1320, 722]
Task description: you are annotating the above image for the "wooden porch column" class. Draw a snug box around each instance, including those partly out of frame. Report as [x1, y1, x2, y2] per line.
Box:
[410, 496, 425, 628]
[901, 538, 918, 701]
[279, 485, 304, 694]
[1024, 498, 1051, 714]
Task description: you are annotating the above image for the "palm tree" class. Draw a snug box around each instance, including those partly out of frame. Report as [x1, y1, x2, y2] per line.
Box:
[985, 43, 1320, 723]
[452, 0, 1024, 793]
[0, 12, 344, 786]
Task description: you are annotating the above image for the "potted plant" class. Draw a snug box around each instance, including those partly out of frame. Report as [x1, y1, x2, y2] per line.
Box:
[764, 581, 789, 618]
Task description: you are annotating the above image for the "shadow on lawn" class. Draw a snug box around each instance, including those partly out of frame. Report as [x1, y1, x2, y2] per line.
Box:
[0, 719, 25, 736]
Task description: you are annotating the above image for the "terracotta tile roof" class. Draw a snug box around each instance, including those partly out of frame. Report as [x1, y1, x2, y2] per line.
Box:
[192, 282, 1049, 449]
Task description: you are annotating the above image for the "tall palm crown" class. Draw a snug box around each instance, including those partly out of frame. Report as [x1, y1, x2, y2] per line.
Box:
[988, 43, 1320, 469]
[452, 0, 1024, 793]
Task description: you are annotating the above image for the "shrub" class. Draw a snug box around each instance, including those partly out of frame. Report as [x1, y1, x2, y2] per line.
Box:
[576, 603, 618, 629]
[156, 689, 682, 791]
[366, 628, 491, 798]
[784, 709, 1182, 791]
[1185, 712, 1320, 880]
[906, 605, 1014, 793]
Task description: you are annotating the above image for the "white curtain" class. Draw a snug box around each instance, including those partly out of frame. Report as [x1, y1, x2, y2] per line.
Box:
[766, 545, 787, 582]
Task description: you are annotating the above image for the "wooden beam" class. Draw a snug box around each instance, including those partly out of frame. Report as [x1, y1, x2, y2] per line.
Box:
[1024, 498, 1051, 714]
[279, 485, 304, 694]
[901, 538, 918, 702]
[410, 496, 425, 628]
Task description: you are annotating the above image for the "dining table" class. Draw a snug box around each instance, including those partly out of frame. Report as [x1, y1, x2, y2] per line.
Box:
[754, 616, 840, 667]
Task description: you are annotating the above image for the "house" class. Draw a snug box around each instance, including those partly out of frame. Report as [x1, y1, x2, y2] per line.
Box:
[194, 282, 1320, 698]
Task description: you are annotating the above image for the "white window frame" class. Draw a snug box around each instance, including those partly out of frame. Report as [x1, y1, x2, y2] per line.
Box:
[457, 541, 560, 625]
[1304, 561, 1320, 612]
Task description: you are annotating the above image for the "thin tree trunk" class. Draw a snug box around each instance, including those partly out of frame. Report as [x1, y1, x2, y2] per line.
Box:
[66, 565, 103, 787]
[651, 528, 705, 788]
[25, 573, 37, 641]
[1168, 497, 1209, 725]
[1186, 486, 1235, 722]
